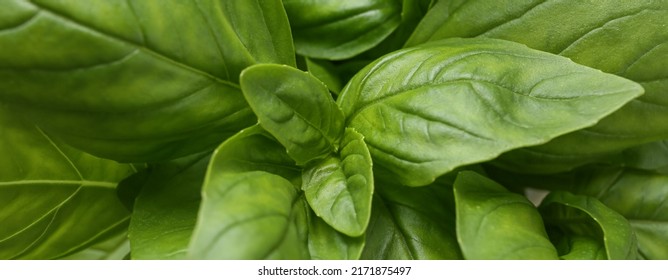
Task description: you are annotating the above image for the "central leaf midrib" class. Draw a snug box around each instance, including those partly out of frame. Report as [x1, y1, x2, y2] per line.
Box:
[29, 1, 239, 89]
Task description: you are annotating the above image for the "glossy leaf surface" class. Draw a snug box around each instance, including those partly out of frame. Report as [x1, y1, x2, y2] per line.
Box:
[454, 171, 558, 259]
[362, 178, 461, 259]
[241, 64, 344, 165]
[540, 191, 638, 260]
[407, 0, 668, 171]
[283, 0, 402, 60]
[0, 105, 135, 259]
[338, 37, 643, 186]
[0, 0, 295, 162]
[302, 128, 373, 237]
[573, 167, 668, 259]
[128, 154, 209, 259]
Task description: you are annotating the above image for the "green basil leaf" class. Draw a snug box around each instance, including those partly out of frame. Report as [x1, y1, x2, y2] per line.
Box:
[241, 64, 345, 165]
[621, 140, 668, 174]
[407, 0, 668, 172]
[573, 167, 668, 259]
[283, 0, 402, 60]
[0, 105, 135, 259]
[540, 191, 638, 260]
[551, 234, 607, 260]
[454, 171, 558, 260]
[189, 171, 310, 259]
[302, 128, 373, 237]
[60, 231, 130, 260]
[338, 37, 643, 187]
[362, 177, 461, 259]
[307, 212, 365, 260]
[306, 58, 344, 94]
[0, 0, 295, 162]
[127, 154, 209, 260]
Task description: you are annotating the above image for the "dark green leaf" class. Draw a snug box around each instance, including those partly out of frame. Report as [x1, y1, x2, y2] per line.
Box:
[302, 128, 373, 237]
[306, 58, 344, 94]
[573, 167, 668, 259]
[0, 0, 295, 162]
[241, 64, 345, 165]
[540, 191, 638, 260]
[0, 105, 135, 259]
[283, 0, 402, 60]
[362, 177, 461, 259]
[338, 37, 643, 186]
[128, 154, 209, 260]
[454, 171, 558, 259]
[407, 0, 668, 171]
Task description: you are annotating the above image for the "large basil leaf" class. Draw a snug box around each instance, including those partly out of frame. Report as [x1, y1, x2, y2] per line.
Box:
[189, 171, 309, 259]
[307, 212, 365, 260]
[0, 0, 294, 162]
[127, 154, 209, 260]
[621, 140, 668, 174]
[283, 0, 402, 60]
[573, 167, 668, 259]
[362, 177, 461, 259]
[0, 105, 135, 259]
[302, 128, 373, 237]
[240, 64, 345, 165]
[337, 37, 643, 187]
[540, 191, 638, 260]
[407, 0, 668, 172]
[454, 171, 558, 260]
[60, 231, 130, 260]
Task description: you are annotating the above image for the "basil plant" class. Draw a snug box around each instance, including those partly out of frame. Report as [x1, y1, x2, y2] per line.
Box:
[1, 0, 667, 260]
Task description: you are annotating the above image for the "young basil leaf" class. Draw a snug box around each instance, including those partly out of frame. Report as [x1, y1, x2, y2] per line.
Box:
[407, 0, 668, 172]
[540, 191, 638, 260]
[573, 167, 668, 259]
[127, 154, 209, 260]
[307, 211, 365, 260]
[454, 171, 558, 260]
[338, 37, 643, 187]
[283, 0, 402, 60]
[0, 105, 135, 259]
[241, 64, 345, 165]
[0, 0, 295, 162]
[302, 128, 373, 237]
[362, 177, 462, 259]
[189, 172, 310, 259]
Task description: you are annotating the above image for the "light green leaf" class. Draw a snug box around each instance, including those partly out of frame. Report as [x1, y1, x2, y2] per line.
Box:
[540, 191, 638, 260]
[60, 231, 130, 260]
[189, 172, 310, 259]
[127, 154, 209, 260]
[573, 167, 668, 259]
[407, 0, 668, 172]
[302, 128, 373, 237]
[362, 177, 461, 259]
[241, 64, 345, 165]
[283, 0, 402, 60]
[337, 37, 643, 187]
[454, 171, 558, 260]
[552, 235, 607, 260]
[307, 213, 365, 260]
[0, 0, 295, 162]
[0, 105, 135, 259]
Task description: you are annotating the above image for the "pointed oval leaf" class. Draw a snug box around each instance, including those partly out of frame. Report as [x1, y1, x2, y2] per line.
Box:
[338, 37, 643, 186]
[540, 191, 638, 260]
[188, 171, 309, 259]
[240, 64, 345, 165]
[454, 171, 558, 260]
[301, 128, 373, 237]
[0, 105, 135, 259]
[283, 0, 402, 60]
[407, 0, 668, 172]
[0, 0, 294, 162]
